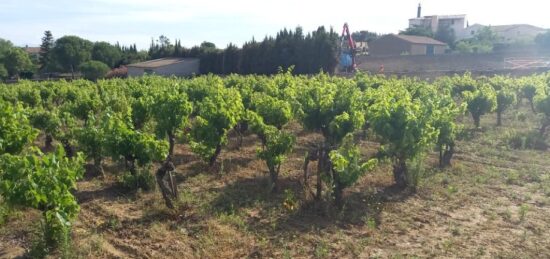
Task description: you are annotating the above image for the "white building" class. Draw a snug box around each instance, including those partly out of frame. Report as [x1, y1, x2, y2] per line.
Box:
[408, 4, 466, 34]
[456, 24, 485, 40]
[457, 24, 547, 43]
[127, 58, 200, 77]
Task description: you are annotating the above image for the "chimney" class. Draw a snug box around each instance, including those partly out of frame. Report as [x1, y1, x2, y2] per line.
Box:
[417, 3, 422, 18]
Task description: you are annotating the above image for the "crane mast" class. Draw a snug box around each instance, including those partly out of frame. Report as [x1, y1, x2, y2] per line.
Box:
[339, 23, 357, 72]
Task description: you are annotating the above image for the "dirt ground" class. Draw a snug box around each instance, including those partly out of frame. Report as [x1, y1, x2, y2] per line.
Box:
[1, 104, 550, 258]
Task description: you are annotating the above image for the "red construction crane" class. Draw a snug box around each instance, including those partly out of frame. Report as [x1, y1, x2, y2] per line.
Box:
[339, 23, 357, 72]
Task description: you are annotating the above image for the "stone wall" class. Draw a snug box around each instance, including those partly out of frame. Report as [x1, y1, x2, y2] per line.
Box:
[356, 50, 550, 77]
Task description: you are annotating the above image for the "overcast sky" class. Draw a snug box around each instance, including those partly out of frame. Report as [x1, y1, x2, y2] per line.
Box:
[1, 0, 549, 50]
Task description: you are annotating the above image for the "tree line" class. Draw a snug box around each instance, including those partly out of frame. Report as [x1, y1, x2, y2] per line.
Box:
[0, 31, 146, 80]
[38, 31, 147, 79]
[147, 26, 340, 75]
[1, 26, 341, 81]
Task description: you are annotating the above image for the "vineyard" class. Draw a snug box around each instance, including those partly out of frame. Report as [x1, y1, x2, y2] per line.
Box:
[1, 71, 550, 257]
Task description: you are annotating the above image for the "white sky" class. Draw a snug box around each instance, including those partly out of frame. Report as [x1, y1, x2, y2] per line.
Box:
[1, 0, 549, 50]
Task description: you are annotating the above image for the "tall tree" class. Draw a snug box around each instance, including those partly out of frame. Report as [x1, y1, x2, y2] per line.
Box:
[52, 35, 93, 78]
[435, 26, 456, 48]
[4, 48, 34, 78]
[148, 35, 175, 59]
[0, 38, 13, 60]
[0, 64, 7, 80]
[92, 41, 122, 68]
[200, 41, 216, 50]
[399, 26, 434, 37]
[455, 27, 498, 54]
[0, 38, 14, 79]
[352, 30, 379, 42]
[39, 30, 55, 72]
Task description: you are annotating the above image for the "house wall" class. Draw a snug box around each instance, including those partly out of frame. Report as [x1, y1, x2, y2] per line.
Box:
[496, 26, 547, 43]
[434, 45, 447, 55]
[127, 59, 200, 77]
[456, 24, 485, 41]
[410, 16, 465, 34]
[439, 18, 465, 35]
[128, 67, 145, 77]
[430, 16, 439, 33]
[356, 50, 550, 75]
[370, 36, 447, 57]
[153, 59, 200, 76]
[369, 36, 411, 57]
[410, 44, 426, 55]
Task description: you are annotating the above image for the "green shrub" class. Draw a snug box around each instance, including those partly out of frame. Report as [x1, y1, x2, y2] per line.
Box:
[508, 131, 548, 150]
[79, 60, 110, 81]
[0, 146, 84, 249]
[516, 112, 527, 122]
[0, 64, 8, 80]
[406, 155, 425, 189]
[120, 168, 156, 191]
[0, 201, 8, 226]
[329, 134, 377, 206]
[464, 85, 497, 128]
[522, 84, 538, 112]
[495, 90, 516, 126]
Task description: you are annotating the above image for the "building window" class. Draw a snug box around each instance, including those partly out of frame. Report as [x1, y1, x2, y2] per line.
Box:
[451, 20, 455, 25]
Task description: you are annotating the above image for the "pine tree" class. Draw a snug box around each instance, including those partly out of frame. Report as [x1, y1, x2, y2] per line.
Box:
[39, 30, 54, 72]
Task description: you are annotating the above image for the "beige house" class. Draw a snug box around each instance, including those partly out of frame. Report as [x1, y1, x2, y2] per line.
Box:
[457, 24, 547, 43]
[409, 4, 466, 34]
[127, 58, 199, 77]
[369, 34, 447, 57]
[409, 15, 466, 34]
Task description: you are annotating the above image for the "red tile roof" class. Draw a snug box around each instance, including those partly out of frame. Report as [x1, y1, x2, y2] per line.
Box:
[24, 47, 41, 54]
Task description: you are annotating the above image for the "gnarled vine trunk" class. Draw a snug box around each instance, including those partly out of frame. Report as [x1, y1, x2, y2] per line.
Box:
[156, 158, 176, 209]
[393, 158, 408, 189]
[315, 148, 325, 201]
[168, 131, 176, 157]
[93, 156, 105, 178]
[540, 119, 550, 135]
[473, 114, 481, 129]
[529, 99, 536, 113]
[315, 145, 331, 201]
[439, 143, 455, 168]
[208, 144, 222, 167]
[303, 151, 311, 189]
[234, 121, 248, 150]
[332, 170, 345, 209]
[45, 134, 53, 151]
[61, 139, 74, 158]
[303, 149, 319, 189]
[124, 156, 137, 178]
[268, 164, 281, 193]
